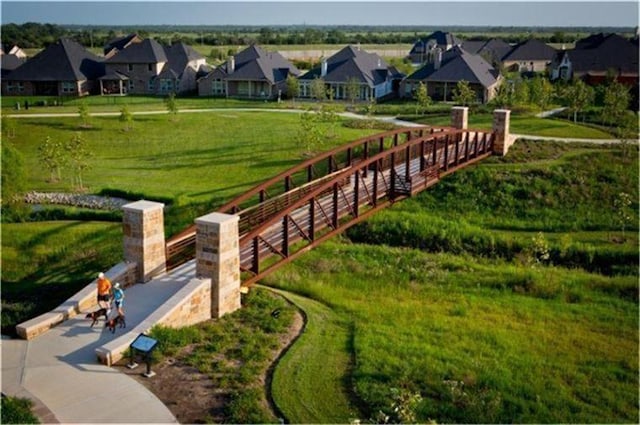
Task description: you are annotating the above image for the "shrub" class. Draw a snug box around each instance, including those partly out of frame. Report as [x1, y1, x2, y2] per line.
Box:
[1, 396, 39, 424]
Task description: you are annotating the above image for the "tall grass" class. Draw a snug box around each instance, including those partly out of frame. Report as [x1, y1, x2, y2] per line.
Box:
[265, 241, 639, 423]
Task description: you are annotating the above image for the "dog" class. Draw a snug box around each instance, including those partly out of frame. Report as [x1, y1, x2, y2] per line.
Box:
[105, 314, 126, 334]
[85, 308, 108, 327]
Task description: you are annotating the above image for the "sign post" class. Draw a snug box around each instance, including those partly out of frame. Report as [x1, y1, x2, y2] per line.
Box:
[127, 333, 159, 378]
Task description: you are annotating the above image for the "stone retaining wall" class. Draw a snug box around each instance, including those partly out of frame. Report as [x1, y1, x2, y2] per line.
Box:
[16, 262, 137, 340]
[24, 192, 130, 210]
[95, 277, 211, 366]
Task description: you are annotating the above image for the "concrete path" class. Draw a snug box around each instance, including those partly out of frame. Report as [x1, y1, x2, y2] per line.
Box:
[0, 262, 200, 423]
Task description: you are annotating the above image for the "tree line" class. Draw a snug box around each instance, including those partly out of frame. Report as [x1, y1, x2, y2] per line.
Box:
[3, 22, 635, 50]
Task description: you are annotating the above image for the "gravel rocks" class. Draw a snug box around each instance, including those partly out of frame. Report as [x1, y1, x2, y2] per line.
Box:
[24, 192, 131, 210]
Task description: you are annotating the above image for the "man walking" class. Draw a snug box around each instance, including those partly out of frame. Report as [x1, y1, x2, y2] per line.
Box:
[96, 272, 112, 314]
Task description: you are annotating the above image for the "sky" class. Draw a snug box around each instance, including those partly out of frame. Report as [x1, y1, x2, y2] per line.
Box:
[1, 0, 638, 27]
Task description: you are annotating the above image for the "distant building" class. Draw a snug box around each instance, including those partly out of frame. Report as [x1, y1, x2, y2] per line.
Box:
[461, 38, 511, 68]
[2, 38, 103, 96]
[198, 44, 300, 99]
[299, 45, 403, 101]
[402, 46, 501, 104]
[408, 31, 462, 64]
[501, 39, 557, 73]
[550, 33, 639, 87]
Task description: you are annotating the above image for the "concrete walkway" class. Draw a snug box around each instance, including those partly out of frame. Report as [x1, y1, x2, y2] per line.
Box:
[0, 262, 200, 423]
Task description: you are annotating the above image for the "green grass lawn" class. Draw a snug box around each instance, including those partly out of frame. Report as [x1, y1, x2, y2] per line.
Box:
[412, 113, 615, 139]
[268, 287, 360, 423]
[265, 241, 639, 423]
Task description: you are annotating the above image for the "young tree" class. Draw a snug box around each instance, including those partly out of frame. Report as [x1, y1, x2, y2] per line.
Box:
[564, 79, 594, 123]
[452, 80, 476, 106]
[119, 104, 134, 131]
[613, 192, 632, 242]
[66, 132, 92, 190]
[165, 92, 179, 121]
[346, 77, 361, 105]
[601, 81, 631, 126]
[415, 81, 431, 115]
[492, 81, 513, 108]
[298, 109, 324, 155]
[38, 136, 66, 182]
[78, 100, 91, 128]
[529, 76, 554, 111]
[285, 75, 299, 105]
[310, 77, 327, 102]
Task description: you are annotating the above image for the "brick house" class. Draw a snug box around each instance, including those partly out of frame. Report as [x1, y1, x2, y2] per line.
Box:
[402, 46, 502, 104]
[2, 38, 103, 96]
[198, 44, 300, 99]
[501, 39, 557, 73]
[408, 31, 462, 64]
[298, 45, 403, 101]
[100, 39, 207, 95]
[550, 33, 639, 87]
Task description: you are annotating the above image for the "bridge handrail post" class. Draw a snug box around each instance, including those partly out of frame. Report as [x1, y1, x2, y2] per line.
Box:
[492, 109, 512, 156]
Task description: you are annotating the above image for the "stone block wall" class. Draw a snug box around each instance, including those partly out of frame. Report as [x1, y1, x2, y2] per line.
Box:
[451, 106, 468, 129]
[492, 109, 514, 156]
[195, 213, 241, 318]
[123, 200, 166, 282]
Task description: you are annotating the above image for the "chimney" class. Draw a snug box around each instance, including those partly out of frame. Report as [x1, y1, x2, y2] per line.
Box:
[434, 48, 442, 70]
[357, 42, 361, 51]
[377, 58, 381, 68]
[228, 56, 235, 74]
[321, 58, 328, 77]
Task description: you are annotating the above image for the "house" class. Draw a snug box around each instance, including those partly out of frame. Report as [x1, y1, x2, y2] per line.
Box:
[550, 33, 639, 87]
[501, 39, 556, 73]
[1, 53, 26, 78]
[2, 38, 103, 96]
[198, 44, 300, 99]
[461, 38, 511, 68]
[103, 33, 142, 58]
[402, 46, 501, 104]
[298, 45, 403, 101]
[408, 31, 462, 64]
[100, 38, 207, 95]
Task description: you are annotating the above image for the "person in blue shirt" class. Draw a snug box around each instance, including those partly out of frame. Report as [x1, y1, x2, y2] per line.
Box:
[112, 282, 125, 317]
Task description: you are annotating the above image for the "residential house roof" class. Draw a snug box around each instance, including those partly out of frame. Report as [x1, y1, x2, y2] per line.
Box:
[410, 31, 462, 55]
[553, 33, 638, 76]
[163, 42, 205, 74]
[502, 39, 556, 62]
[300, 45, 401, 87]
[106, 38, 167, 64]
[210, 44, 300, 84]
[1, 54, 26, 77]
[406, 46, 500, 88]
[103, 33, 141, 56]
[463, 39, 512, 64]
[5, 38, 104, 81]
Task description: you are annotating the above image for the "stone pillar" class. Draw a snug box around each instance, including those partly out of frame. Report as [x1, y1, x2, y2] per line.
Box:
[195, 212, 241, 318]
[122, 200, 166, 282]
[451, 106, 468, 129]
[492, 109, 512, 156]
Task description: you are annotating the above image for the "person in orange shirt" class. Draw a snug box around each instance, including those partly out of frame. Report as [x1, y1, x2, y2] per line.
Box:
[96, 272, 112, 313]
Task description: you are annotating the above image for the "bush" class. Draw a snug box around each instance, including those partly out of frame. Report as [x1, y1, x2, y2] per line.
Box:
[1, 396, 39, 424]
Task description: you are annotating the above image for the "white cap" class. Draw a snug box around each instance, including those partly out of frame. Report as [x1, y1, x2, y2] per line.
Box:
[114, 282, 120, 288]
[98, 272, 105, 279]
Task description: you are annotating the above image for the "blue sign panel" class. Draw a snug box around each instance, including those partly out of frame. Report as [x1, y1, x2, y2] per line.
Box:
[131, 334, 158, 353]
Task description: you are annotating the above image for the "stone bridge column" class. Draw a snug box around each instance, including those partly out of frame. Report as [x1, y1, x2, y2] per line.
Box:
[195, 212, 241, 318]
[123, 200, 166, 282]
[492, 109, 512, 156]
[451, 106, 468, 129]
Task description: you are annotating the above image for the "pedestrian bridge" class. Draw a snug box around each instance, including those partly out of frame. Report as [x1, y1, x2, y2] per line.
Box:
[13, 107, 514, 367]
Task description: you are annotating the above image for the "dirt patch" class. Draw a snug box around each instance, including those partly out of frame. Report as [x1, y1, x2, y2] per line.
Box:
[114, 309, 304, 424]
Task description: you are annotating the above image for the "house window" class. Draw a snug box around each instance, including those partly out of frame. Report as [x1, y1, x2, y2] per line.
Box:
[17, 82, 24, 92]
[212, 79, 225, 95]
[128, 80, 134, 91]
[148, 64, 153, 72]
[160, 79, 174, 92]
[62, 81, 75, 93]
[148, 80, 155, 92]
[128, 64, 134, 72]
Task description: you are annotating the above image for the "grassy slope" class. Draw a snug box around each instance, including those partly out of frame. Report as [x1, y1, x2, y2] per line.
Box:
[268, 287, 359, 423]
[266, 242, 638, 423]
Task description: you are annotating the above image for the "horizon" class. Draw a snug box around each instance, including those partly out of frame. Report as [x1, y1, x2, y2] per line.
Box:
[1, 1, 638, 27]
